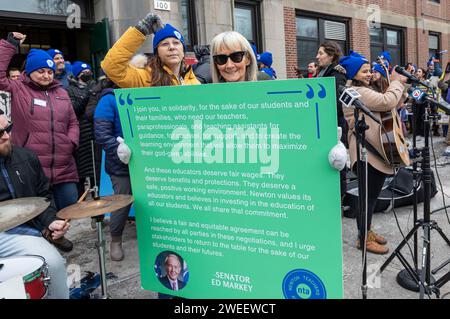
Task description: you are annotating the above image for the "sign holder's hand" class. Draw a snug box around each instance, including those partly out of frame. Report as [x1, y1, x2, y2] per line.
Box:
[117, 137, 132, 164]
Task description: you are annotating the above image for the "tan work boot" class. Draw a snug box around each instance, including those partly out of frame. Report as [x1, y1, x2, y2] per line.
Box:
[368, 230, 387, 245]
[356, 237, 389, 255]
[110, 236, 124, 261]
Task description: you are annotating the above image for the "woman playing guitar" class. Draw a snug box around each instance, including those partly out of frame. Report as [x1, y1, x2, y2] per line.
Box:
[340, 51, 408, 255]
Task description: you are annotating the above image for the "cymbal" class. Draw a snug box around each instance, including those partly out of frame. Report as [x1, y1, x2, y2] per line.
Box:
[57, 195, 134, 220]
[0, 197, 50, 233]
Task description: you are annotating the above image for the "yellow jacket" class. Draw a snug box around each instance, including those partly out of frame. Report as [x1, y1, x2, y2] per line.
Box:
[101, 27, 200, 88]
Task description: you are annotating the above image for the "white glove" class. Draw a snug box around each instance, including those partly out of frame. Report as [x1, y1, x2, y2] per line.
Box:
[328, 127, 348, 171]
[117, 137, 131, 165]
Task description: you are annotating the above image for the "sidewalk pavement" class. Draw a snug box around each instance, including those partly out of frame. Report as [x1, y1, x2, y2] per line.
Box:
[63, 136, 450, 299]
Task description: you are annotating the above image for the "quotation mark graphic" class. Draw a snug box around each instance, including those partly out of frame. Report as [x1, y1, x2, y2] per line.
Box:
[119, 94, 133, 106]
[306, 84, 327, 99]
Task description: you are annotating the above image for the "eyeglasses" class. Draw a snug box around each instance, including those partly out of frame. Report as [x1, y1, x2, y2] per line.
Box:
[0, 122, 13, 138]
[213, 51, 246, 66]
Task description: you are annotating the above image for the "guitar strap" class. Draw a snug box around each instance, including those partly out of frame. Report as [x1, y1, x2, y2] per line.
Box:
[352, 131, 388, 164]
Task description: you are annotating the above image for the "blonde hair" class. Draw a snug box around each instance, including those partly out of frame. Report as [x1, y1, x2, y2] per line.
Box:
[210, 31, 258, 83]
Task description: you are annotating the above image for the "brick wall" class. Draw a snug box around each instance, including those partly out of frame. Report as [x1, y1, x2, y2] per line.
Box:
[283, 0, 449, 72]
[283, 7, 298, 79]
[341, 0, 416, 16]
[406, 28, 418, 65]
[350, 19, 371, 59]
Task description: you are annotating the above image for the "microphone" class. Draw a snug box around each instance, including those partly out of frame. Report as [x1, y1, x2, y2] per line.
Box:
[409, 87, 450, 115]
[394, 66, 431, 88]
[338, 86, 382, 125]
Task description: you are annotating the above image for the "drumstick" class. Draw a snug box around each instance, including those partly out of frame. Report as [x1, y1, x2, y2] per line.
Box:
[62, 188, 90, 226]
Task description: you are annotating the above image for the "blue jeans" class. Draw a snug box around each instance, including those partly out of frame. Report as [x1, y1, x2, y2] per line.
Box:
[0, 233, 69, 299]
[52, 182, 78, 211]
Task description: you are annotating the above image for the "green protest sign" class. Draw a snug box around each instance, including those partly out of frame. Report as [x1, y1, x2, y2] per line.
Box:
[116, 78, 343, 299]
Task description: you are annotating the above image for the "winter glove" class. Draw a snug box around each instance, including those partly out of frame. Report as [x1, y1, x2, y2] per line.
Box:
[328, 127, 348, 171]
[135, 13, 164, 36]
[117, 137, 132, 165]
[7, 32, 26, 47]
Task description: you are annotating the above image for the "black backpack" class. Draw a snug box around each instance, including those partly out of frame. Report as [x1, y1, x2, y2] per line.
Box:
[343, 168, 438, 218]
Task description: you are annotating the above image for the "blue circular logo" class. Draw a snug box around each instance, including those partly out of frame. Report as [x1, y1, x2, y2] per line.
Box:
[282, 269, 327, 299]
[174, 31, 182, 40]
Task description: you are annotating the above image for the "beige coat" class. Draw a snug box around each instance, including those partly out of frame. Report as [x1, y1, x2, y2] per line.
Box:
[344, 81, 405, 175]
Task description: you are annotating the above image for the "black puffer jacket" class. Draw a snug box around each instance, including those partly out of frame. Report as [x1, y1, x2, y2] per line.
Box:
[67, 79, 97, 179]
[0, 147, 58, 230]
[192, 45, 212, 84]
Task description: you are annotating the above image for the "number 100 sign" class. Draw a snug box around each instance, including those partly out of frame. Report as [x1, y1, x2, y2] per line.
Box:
[154, 0, 171, 11]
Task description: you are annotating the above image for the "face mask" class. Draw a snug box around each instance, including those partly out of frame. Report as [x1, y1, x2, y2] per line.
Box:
[80, 73, 92, 82]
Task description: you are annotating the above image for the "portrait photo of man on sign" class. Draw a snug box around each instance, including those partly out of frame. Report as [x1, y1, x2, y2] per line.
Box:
[155, 251, 188, 291]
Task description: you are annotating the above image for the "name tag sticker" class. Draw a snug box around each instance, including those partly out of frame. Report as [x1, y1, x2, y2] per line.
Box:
[33, 99, 47, 107]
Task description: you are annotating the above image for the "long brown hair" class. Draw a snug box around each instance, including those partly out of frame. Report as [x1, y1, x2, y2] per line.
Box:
[147, 55, 187, 87]
[371, 76, 390, 93]
[319, 41, 343, 65]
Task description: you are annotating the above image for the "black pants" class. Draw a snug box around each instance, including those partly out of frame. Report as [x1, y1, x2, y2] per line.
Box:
[355, 163, 387, 239]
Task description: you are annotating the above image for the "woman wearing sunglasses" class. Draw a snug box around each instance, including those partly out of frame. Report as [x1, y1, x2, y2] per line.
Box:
[102, 12, 200, 88]
[210, 31, 258, 83]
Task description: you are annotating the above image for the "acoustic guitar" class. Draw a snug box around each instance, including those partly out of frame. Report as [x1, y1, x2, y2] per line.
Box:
[376, 58, 411, 167]
[379, 110, 410, 166]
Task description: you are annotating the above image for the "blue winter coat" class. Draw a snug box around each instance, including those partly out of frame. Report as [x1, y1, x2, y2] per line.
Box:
[94, 89, 129, 176]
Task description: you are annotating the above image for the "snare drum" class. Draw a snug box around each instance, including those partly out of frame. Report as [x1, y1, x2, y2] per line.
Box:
[0, 256, 49, 299]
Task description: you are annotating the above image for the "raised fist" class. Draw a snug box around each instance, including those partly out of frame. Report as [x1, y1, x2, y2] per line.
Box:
[7, 32, 27, 46]
[136, 13, 164, 36]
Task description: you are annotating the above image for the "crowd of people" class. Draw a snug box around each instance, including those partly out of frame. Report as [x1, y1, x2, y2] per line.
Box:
[1, 11, 449, 299]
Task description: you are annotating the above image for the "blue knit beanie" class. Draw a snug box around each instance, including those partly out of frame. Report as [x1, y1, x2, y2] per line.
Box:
[25, 49, 56, 75]
[339, 51, 369, 80]
[258, 52, 273, 67]
[372, 63, 387, 78]
[153, 24, 185, 52]
[379, 51, 392, 65]
[72, 61, 92, 78]
[47, 49, 64, 59]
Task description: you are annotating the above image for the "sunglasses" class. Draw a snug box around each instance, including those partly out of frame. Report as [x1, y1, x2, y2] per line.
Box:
[213, 51, 246, 66]
[0, 122, 13, 138]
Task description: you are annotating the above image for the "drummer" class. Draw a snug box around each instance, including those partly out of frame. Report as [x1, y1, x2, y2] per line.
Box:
[0, 111, 69, 299]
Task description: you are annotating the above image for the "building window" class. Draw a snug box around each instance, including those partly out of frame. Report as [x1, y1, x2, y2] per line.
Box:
[429, 32, 440, 59]
[234, 0, 262, 52]
[296, 13, 348, 71]
[180, 0, 197, 52]
[370, 25, 404, 66]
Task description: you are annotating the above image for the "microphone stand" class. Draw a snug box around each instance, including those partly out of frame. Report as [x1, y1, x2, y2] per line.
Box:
[395, 99, 420, 290]
[354, 108, 370, 299]
[380, 99, 450, 298]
